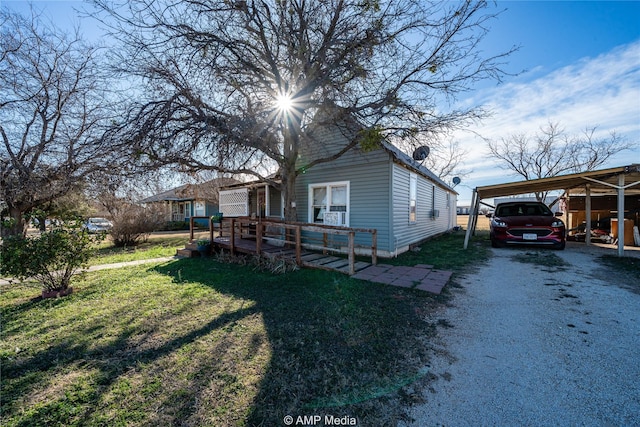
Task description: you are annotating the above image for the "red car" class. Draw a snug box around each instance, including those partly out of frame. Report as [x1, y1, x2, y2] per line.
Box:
[489, 202, 566, 250]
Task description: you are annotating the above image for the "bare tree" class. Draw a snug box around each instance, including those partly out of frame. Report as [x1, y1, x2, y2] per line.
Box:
[92, 0, 514, 221]
[0, 8, 124, 236]
[420, 138, 470, 181]
[487, 121, 631, 201]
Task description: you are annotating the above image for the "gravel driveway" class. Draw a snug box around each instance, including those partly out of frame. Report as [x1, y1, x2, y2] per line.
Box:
[404, 243, 640, 427]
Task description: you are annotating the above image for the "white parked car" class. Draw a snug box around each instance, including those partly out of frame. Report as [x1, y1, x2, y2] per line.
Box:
[84, 217, 113, 233]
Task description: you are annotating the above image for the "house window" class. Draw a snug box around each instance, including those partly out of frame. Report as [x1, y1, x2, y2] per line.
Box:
[309, 182, 350, 227]
[409, 173, 417, 224]
[194, 201, 206, 216]
[176, 202, 190, 219]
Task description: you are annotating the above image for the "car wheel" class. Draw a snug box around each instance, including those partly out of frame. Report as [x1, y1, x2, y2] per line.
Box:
[491, 239, 501, 248]
[555, 241, 566, 250]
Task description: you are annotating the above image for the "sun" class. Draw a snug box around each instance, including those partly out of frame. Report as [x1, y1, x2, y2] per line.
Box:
[274, 93, 293, 112]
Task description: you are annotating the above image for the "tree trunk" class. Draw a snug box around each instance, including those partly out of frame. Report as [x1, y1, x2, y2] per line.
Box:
[38, 214, 47, 232]
[282, 166, 298, 223]
[2, 206, 27, 238]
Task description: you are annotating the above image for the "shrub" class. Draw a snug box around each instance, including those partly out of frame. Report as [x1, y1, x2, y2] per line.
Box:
[109, 205, 164, 247]
[0, 224, 102, 292]
[196, 238, 210, 246]
[160, 221, 190, 231]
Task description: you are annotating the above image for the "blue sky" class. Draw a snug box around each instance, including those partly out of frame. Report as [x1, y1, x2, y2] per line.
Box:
[4, 1, 640, 204]
[454, 1, 640, 203]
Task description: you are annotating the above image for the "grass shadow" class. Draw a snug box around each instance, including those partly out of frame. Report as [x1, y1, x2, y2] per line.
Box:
[151, 259, 443, 426]
[2, 231, 489, 426]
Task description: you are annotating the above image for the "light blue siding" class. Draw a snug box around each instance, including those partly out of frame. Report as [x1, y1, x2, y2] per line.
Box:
[295, 156, 392, 253]
[291, 123, 457, 256]
[391, 164, 455, 252]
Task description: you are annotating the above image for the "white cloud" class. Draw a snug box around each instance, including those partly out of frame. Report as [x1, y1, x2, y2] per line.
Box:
[454, 40, 640, 203]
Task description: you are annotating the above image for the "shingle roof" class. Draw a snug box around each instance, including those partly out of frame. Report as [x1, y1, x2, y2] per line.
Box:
[140, 178, 240, 203]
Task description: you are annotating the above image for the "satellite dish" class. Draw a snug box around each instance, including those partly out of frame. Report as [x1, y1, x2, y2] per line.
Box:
[452, 177, 461, 186]
[412, 146, 430, 161]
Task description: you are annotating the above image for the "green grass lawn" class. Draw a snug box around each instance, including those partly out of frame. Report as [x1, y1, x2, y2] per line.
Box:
[89, 233, 204, 265]
[1, 231, 490, 426]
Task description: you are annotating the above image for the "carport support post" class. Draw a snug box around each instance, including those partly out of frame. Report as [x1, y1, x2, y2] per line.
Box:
[617, 174, 625, 257]
[585, 184, 591, 246]
[463, 189, 478, 249]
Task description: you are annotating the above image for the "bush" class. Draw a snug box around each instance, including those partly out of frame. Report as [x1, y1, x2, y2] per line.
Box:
[159, 221, 190, 231]
[0, 224, 101, 292]
[109, 206, 164, 247]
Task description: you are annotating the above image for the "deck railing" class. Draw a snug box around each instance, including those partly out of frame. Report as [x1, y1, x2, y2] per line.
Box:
[193, 217, 377, 275]
[188, 216, 222, 243]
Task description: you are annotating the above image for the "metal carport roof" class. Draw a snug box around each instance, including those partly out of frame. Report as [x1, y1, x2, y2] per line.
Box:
[463, 164, 640, 256]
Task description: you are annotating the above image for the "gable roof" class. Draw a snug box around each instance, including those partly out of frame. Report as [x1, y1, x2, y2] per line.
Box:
[380, 140, 457, 194]
[304, 111, 457, 194]
[140, 178, 240, 203]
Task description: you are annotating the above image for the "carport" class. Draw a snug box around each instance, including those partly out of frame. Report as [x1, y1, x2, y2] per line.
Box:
[463, 164, 640, 256]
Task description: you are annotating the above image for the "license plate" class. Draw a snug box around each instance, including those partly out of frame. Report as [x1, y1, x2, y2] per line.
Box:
[523, 233, 537, 241]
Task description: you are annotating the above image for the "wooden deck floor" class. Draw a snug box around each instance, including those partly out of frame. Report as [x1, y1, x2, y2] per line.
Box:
[213, 237, 371, 275]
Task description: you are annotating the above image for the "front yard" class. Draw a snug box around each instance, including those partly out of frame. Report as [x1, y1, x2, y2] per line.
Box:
[1, 231, 490, 426]
[89, 231, 208, 265]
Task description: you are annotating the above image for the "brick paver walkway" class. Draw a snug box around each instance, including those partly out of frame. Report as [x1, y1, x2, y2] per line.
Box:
[352, 263, 452, 294]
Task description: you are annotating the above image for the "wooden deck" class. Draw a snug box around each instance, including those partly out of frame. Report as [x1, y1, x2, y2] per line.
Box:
[179, 217, 377, 275]
[213, 236, 372, 275]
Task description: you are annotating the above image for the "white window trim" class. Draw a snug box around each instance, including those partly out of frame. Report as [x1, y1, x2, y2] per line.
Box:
[194, 200, 206, 216]
[409, 173, 417, 224]
[308, 181, 350, 227]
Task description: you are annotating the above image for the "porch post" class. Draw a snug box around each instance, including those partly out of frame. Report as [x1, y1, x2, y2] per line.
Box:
[617, 174, 625, 257]
[265, 184, 270, 217]
[348, 231, 355, 275]
[371, 229, 377, 265]
[585, 184, 591, 245]
[295, 225, 302, 266]
[230, 218, 236, 255]
[256, 222, 262, 255]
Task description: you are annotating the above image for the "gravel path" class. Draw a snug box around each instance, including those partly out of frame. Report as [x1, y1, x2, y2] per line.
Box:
[404, 244, 640, 427]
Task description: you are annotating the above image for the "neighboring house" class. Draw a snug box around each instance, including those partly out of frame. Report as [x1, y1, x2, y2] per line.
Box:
[218, 120, 458, 257]
[141, 178, 239, 223]
[457, 206, 471, 215]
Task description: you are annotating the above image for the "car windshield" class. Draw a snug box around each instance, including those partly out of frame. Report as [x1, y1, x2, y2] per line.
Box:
[496, 203, 552, 217]
[89, 218, 109, 224]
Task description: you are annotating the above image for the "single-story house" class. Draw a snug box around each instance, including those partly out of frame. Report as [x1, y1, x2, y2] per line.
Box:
[456, 206, 471, 215]
[141, 178, 239, 223]
[218, 121, 458, 257]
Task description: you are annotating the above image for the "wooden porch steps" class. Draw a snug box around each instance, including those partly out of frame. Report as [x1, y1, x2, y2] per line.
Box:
[176, 248, 199, 258]
[176, 242, 201, 258]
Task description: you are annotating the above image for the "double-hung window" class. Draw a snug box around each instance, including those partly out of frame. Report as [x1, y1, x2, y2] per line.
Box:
[194, 201, 206, 216]
[309, 182, 349, 227]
